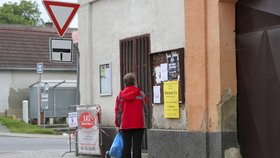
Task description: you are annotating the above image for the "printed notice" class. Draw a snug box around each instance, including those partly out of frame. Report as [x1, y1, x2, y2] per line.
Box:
[160, 63, 168, 81]
[153, 86, 161, 103]
[163, 81, 179, 118]
[68, 112, 78, 128]
[167, 53, 179, 80]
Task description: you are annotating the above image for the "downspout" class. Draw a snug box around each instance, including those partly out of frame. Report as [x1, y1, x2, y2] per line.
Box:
[204, 0, 209, 133]
[204, 0, 210, 157]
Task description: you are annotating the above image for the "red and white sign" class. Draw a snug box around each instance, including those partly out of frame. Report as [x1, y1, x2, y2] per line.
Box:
[79, 112, 95, 129]
[43, 0, 80, 37]
[77, 105, 101, 155]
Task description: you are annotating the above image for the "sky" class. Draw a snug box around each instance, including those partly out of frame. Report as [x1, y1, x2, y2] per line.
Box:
[0, 0, 78, 28]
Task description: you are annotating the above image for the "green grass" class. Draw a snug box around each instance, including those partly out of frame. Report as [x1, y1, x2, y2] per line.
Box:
[0, 116, 56, 134]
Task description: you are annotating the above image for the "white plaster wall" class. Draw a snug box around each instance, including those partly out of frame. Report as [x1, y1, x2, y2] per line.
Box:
[79, 0, 185, 127]
[0, 70, 75, 114]
[78, 3, 94, 105]
[0, 72, 12, 112]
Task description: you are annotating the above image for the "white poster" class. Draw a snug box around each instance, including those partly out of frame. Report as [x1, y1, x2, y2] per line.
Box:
[153, 86, 161, 103]
[77, 105, 101, 155]
[68, 112, 78, 128]
[160, 63, 168, 81]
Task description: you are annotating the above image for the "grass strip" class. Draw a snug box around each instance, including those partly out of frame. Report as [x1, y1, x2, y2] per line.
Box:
[0, 116, 56, 134]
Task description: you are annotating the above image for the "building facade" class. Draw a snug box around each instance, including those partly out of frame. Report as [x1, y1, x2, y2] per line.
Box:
[79, 0, 280, 157]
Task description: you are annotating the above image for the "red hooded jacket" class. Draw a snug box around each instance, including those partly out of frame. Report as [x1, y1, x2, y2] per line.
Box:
[115, 86, 148, 129]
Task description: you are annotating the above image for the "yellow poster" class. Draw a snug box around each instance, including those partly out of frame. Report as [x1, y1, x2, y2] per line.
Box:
[164, 81, 179, 118]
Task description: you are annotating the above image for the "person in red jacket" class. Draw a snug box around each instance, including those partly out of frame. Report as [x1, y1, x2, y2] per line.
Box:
[115, 73, 148, 158]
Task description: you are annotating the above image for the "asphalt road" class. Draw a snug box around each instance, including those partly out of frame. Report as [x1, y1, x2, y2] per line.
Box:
[0, 136, 69, 151]
[0, 135, 77, 158]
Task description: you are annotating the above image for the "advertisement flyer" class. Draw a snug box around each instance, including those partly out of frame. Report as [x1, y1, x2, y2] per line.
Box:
[163, 81, 179, 118]
[77, 105, 100, 155]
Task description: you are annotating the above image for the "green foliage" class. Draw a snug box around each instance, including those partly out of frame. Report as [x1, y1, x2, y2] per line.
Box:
[0, 0, 43, 26]
[0, 116, 55, 134]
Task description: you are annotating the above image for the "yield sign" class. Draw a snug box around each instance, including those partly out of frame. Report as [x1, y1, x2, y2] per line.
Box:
[43, 0, 80, 37]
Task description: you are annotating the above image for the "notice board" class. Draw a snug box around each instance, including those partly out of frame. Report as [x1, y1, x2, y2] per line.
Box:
[150, 48, 185, 104]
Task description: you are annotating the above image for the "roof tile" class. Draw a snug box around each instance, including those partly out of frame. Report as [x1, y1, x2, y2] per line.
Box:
[0, 25, 78, 70]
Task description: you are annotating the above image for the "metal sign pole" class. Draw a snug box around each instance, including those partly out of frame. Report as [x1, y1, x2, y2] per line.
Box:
[37, 73, 41, 126]
[73, 43, 80, 157]
[43, 109, 45, 128]
[74, 43, 80, 105]
[37, 63, 43, 126]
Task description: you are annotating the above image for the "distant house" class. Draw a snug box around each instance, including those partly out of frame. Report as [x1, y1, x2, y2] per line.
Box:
[0, 25, 77, 119]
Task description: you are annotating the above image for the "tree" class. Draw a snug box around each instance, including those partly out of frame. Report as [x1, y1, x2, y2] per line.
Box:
[0, 0, 43, 26]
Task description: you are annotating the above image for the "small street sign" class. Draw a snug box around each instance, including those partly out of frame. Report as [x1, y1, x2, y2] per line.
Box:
[37, 63, 43, 74]
[69, 112, 78, 128]
[43, 0, 80, 37]
[44, 82, 49, 92]
[49, 38, 73, 63]
[41, 93, 49, 109]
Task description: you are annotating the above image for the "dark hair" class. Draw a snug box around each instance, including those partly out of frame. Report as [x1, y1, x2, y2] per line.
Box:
[123, 73, 136, 87]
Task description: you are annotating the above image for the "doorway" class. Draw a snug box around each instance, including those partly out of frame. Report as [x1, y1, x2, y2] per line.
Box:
[119, 34, 151, 149]
[236, 0, 280, 157]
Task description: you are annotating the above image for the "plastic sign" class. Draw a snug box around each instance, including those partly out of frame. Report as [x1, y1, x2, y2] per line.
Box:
[43, 0, 80, 37]
[79, 112, 95, 129]
[69, 112, 78, 128]
[77, 105, 101, 155]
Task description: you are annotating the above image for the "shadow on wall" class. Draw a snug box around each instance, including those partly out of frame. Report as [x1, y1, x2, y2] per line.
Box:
[8, 88, 29, 119]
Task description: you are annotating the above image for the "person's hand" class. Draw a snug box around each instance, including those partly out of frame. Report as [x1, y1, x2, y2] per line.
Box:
[116, 127, 119, 132]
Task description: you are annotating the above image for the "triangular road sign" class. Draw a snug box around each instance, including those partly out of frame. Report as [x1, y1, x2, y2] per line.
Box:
[43, 0, 80, 37]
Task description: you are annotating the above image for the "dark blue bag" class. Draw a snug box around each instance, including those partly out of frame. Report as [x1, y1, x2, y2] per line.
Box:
[109, 132, 123, 158]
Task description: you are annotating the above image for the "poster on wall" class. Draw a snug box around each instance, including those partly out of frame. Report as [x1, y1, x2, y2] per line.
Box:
[77, 105, 101, 155]
[167, 51, 179, 80]
[160, 63, 168, 81]
[153, 86, 161, 103]
[163, 81, 179, 118]
[99, 63, 112, 96]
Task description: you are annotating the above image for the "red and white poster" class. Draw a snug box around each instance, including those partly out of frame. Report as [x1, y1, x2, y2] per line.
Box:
[77, 105, 100, 155]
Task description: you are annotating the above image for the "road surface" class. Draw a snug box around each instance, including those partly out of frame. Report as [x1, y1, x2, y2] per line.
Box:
[0, 135, 76, 158]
